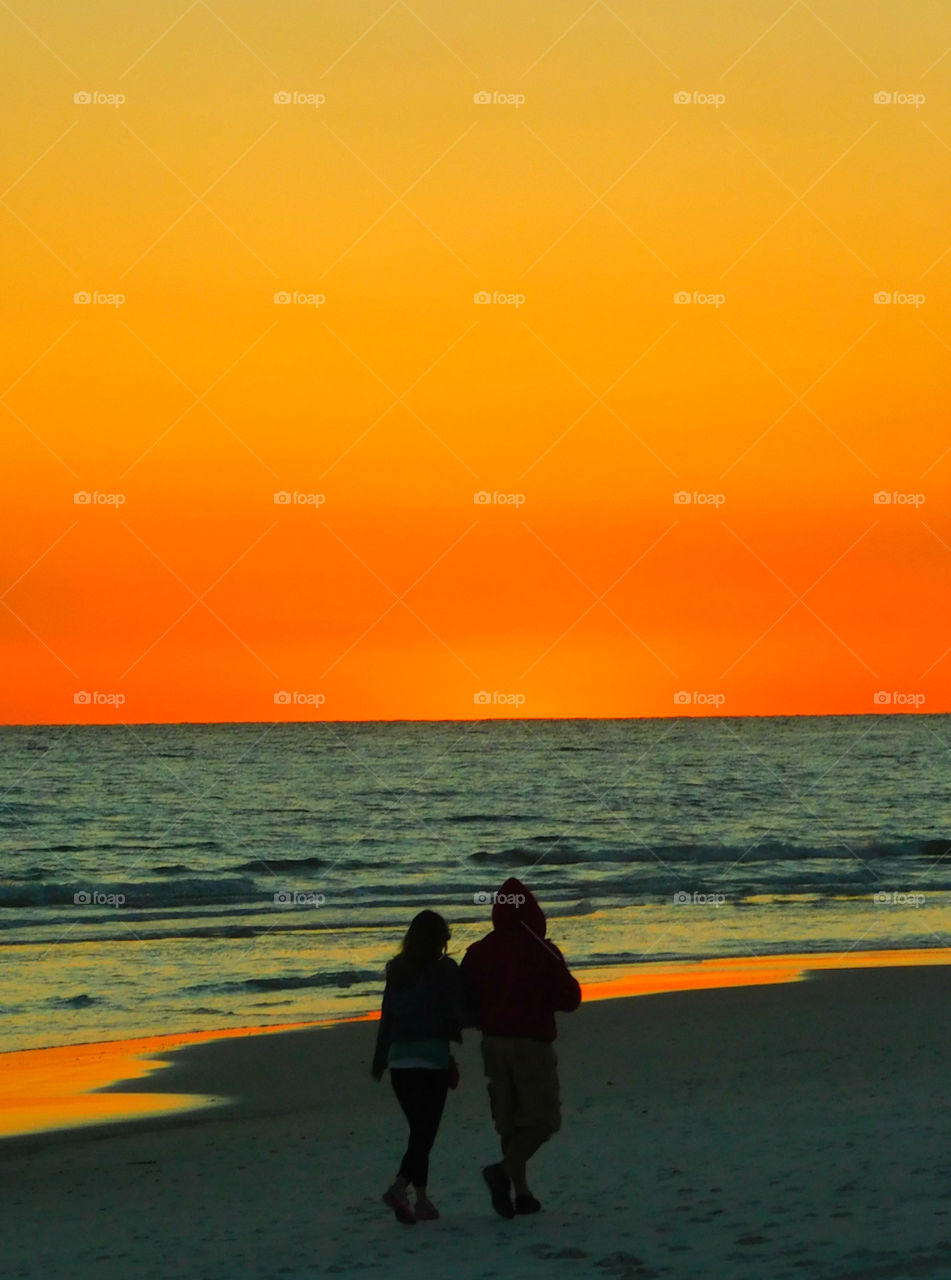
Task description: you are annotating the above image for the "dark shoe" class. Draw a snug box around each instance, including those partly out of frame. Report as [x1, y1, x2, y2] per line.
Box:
[515, 1193, 542, 1214]
[414, 1196, 440, 1221]
[382, 1184, 417, 1225]
[482, 1163, 515, 1219]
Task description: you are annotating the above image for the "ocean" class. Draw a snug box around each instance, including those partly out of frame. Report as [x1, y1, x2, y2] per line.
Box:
[1, 715, 949, 1053]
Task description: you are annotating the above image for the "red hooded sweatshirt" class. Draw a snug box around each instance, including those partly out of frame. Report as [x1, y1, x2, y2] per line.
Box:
[460, 878, 581, 1041]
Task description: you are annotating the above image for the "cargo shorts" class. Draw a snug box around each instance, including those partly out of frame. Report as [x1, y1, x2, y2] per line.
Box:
[480, 1035, 561, 1139]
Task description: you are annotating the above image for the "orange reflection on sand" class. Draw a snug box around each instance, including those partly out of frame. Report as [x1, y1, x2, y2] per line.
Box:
[0, 1020, 345, 1139]
[3, 950, 950, 1140]
[578, 947, 951, 1003]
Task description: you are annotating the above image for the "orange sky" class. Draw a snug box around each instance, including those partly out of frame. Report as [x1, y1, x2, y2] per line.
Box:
[2, 1, 949, 723]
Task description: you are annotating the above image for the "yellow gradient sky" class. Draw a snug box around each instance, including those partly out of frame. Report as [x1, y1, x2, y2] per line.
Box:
[2, 1, 949, 723]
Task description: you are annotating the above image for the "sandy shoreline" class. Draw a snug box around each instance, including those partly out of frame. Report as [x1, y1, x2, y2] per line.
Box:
[6, 948, 951, 1147]
[4, 961, 951, 1278]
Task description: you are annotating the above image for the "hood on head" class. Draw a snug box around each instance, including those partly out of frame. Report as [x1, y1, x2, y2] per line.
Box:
[491, 877, 546, 938]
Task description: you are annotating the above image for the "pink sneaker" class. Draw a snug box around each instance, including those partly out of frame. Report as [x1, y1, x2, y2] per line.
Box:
[382, 1185, 416, 1225]
[414, 1197, 440, 1221]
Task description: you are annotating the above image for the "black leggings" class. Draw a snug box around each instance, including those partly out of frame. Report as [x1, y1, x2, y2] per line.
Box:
[390, 1067, 450, 1187]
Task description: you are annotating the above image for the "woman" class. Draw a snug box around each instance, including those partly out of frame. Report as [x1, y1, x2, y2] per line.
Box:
[372, 909, 469, 1224]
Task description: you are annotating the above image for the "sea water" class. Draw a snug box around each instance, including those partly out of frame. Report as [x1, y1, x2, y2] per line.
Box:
[1, 715, 949, 1051]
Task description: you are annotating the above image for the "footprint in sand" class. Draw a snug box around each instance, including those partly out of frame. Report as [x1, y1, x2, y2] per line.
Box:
[526, 1245, 589, 1259]
[595, 1252, 657, 1277]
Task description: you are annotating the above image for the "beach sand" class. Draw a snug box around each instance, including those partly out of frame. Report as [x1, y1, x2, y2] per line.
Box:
[3, 964, 951, 1279]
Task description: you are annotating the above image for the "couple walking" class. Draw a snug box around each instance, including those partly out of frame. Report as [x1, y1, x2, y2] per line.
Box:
[371, 877, 581, 1224]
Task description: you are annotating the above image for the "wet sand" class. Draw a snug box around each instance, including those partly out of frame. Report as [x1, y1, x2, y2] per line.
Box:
[3, 961, 951, 1278]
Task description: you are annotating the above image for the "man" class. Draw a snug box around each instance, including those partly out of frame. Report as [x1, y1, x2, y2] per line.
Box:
[461, 877, 581, 1218]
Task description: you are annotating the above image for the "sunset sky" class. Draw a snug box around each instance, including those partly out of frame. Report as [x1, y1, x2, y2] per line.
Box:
[2, 0, 948, 723]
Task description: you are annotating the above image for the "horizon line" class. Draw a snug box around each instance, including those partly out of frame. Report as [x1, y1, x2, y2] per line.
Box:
[1, 710, 947, 729]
